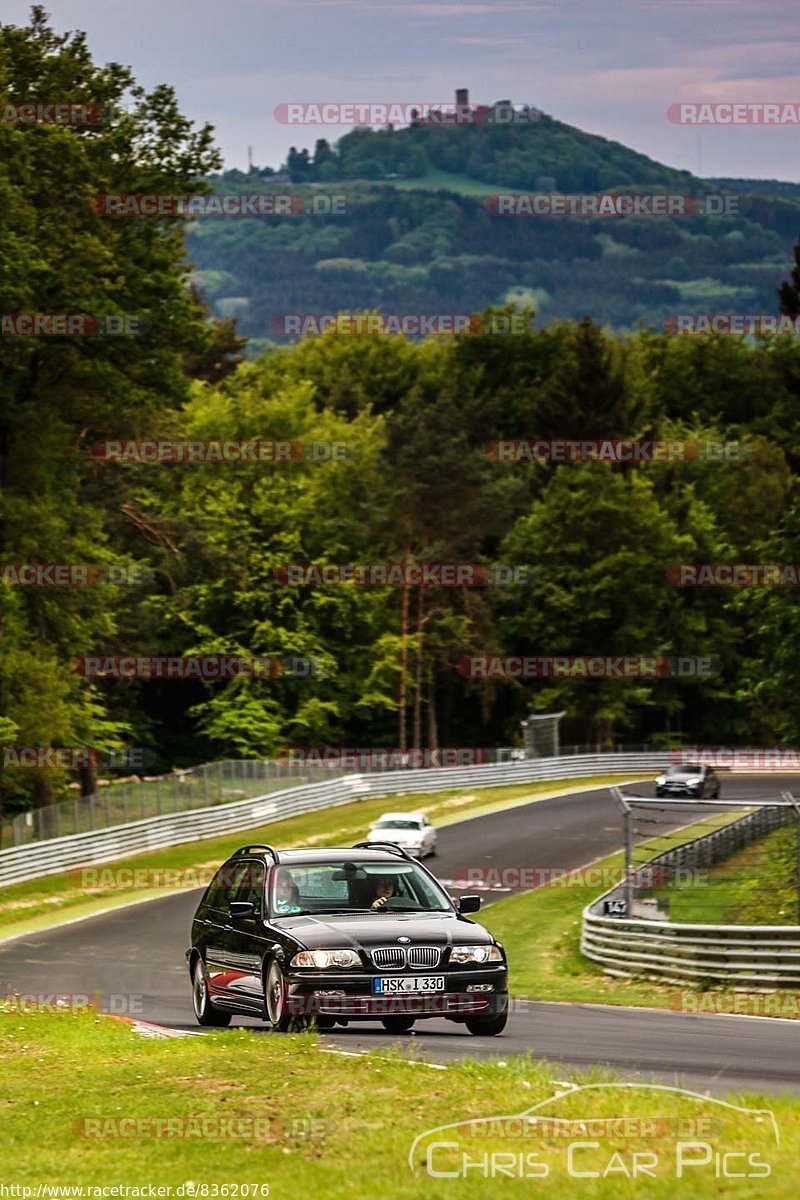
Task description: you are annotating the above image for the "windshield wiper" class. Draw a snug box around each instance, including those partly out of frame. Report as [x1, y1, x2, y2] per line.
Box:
[296, 907, 371, 914]
[386, 906, 441, 912]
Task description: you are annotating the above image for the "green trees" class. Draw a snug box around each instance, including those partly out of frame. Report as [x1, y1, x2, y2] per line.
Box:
[0, 7, 220, 810]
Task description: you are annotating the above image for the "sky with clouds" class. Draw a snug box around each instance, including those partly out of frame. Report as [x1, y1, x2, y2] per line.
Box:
[4, 0, 799, 179]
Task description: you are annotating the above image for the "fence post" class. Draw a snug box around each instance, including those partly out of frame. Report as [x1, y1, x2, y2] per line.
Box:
[611, 787, 633, 915]
[782, 791, 800, 924]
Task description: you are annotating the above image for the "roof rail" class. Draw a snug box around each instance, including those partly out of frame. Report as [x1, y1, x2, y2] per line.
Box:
[233, 844, 280, 863]
[351, 840, 413, 861]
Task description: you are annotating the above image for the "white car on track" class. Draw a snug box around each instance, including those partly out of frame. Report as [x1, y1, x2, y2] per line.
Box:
[365, 811, 437, 858]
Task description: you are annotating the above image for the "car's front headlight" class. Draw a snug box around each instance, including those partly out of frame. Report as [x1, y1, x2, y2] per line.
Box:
[656, 775, 666, 786]
[290, 949, 361, 968]
[449, 944, 503, 965]
[685, 777, 702, 786]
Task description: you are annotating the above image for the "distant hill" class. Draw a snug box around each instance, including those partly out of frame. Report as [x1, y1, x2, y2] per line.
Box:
[186, 110, 800, 347]
[277, 109, 700, 191]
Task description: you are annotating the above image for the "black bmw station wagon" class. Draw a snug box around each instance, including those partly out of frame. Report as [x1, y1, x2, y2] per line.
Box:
[187, 843, 509, 1035]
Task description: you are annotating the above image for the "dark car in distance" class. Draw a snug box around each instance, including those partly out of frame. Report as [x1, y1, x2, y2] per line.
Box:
[186, 843, 509, 1036]
[655, 763, 720, 799]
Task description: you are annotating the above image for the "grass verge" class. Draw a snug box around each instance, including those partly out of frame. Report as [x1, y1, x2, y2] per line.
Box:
[0, 775, 644, 940]
[0, 1012, 797, 1197]
[650, 824, 798, 925]
[482, 835, 800, 1018]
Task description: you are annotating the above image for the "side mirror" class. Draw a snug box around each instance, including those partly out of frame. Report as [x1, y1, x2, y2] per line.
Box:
[458, 895, 481, 914]
[229, 900, 255, 920]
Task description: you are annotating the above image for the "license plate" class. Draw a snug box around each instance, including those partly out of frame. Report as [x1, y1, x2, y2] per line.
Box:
[372, 976, 445, 994]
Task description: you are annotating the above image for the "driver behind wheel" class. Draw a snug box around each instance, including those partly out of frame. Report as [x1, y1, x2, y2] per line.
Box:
[370, 875, 395, 910]
[274, 869, 302, 913]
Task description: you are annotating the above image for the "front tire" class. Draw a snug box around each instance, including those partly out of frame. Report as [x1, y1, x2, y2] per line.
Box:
[465, 1001, 508, 1037]
[310, 1015, 336, 1031]
[264, 959, 300, 1032]
[192, 959, 231, 1027]
[380, 1016, 416, 1033]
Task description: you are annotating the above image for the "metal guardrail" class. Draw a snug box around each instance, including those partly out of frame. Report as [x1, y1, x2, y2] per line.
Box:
[0, 751, 665, 888]
[582, 801, 800, 986]
[0, 759, 355, 848]
[0, 743, 661, 850]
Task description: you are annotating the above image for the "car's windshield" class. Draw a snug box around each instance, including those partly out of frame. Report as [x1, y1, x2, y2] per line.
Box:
[374, 818, 422, 830]
[668, 764, 701, 775]
[270, 861, 451, 915]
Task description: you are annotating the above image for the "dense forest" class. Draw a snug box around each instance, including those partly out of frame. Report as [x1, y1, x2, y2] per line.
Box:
[4, 11, 800, 819]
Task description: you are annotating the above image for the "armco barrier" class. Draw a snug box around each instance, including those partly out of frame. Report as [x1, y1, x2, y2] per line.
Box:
[582, 803, 800, 986]
[0, 752, 665, 888]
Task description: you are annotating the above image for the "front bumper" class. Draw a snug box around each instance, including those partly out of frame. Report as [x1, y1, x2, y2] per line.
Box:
[656, 785, 701, 797]
[284, 965, 508, 1021]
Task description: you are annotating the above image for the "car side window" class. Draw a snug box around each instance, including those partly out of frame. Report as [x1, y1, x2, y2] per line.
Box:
[233, 860, 266, 915]
[201, 865, 229, 913]
[203, 861, 249, 913]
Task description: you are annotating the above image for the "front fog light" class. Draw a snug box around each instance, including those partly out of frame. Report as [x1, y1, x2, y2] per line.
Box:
[466, 984, 495, 992]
